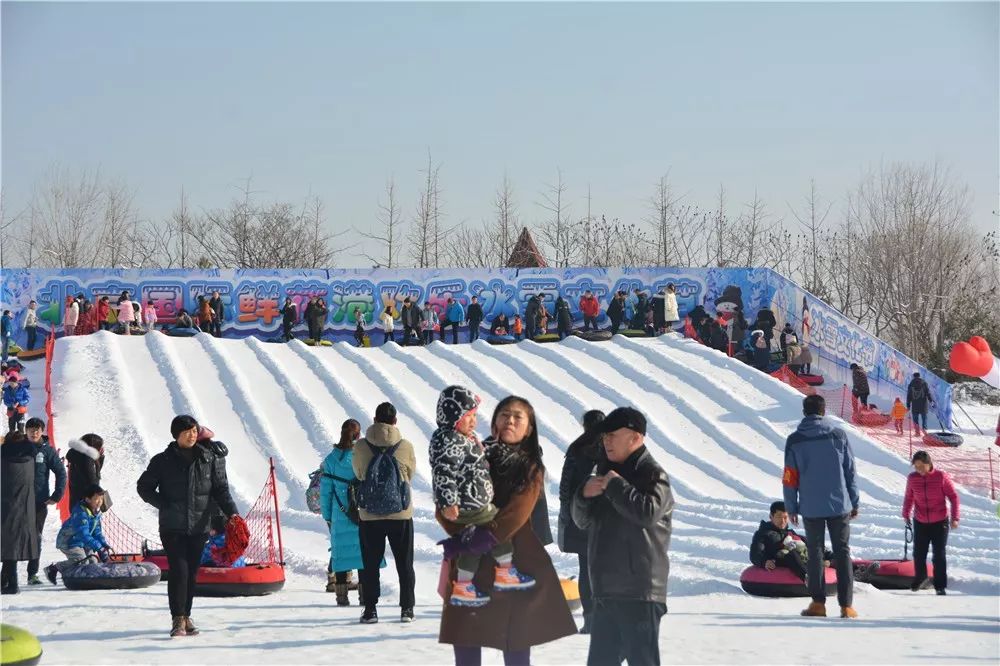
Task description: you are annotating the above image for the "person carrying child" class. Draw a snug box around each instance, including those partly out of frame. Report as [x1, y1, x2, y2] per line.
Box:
[44, 484, 111, 583]
[429, 385, 535, 608]
[891, 398, 908, 435]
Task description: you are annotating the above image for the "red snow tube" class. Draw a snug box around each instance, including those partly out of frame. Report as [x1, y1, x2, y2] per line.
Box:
[739, 565, 837, 598]
[797, 373, 825, 386]
[922, 431, 963, 447]
[856, 410, 891, 427]
[853, 559, 932, 590]
[194, 563, 285, 597]
[142, 552, 284, 596]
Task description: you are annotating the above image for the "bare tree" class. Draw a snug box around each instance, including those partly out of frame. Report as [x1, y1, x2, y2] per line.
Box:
[732, 189, 776, 267]
[536, 169, 577, 267]
[645, 174, 680, 266]
[787, 179, 833, 295]
[489, 173, 519, 266]
[361, 178, 403, 268]
[409, 151, 442, 268]
[705, 184, 732, 267]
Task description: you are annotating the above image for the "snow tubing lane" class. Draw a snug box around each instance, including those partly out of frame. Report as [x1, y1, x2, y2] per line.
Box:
[194, 564, 285, 597]
[855, 411, 892, 427]
[853, 559, 931, 590]
[572, 330, 612, 342]
[798, 373, 825, 386]
[10, 348, 44, 361]
[166, 327, 200, 338]
[0, 624, 42, 666]
[62, 561, 161, 591]
[560, 577, 582, 612]
[739, 566, 837, 598]
[922, 431, 963, 447]
[488, 335, 517, 345]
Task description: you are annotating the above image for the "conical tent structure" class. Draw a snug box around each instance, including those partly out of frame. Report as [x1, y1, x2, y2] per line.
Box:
[506, 227, 548, 268]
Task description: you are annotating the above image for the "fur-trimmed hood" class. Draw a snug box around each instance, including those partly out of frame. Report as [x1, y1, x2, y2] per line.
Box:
[68, 438, 101, 460]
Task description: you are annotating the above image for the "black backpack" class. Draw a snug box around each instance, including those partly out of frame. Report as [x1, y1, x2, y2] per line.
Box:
[357, 441, 410, 515]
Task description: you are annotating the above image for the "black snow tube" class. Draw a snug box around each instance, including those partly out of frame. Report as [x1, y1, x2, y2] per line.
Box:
[572, 330, 613, 342]
[488, 335, 517, 345]
[923, 431, 963, 447]
[62, 561, 162, 591]
[618, 329, 649, 338]
[532, 334, 561, 343]
[739, 565, 837, 598]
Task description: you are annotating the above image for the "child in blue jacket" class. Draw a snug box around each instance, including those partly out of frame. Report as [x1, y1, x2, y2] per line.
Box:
[2, 374, 29, 433]
[46, 485, 111, 583]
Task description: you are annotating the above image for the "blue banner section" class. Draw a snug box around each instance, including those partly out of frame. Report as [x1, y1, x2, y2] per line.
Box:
[1, 266, 951, 426]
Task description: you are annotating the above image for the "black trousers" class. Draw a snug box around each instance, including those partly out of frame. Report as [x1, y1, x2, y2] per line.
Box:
[578, 552, 593, 618]
[358, 518, 415, 610]
[442, 321, 460, 344]
[469, 322, 481, 342]
[776, 549, 808, 581]
[422, 329, 433, 345]
[282, 320, 293, 340]
[403, 325, 415, 344]
[609, 316, 622, 334]
[211, 319, 222, 337]
[161, 531, 209, 617]
[588, 599, 666, 666]
[1, 560, 18, 590]
[26, 326, 37, 350]
[583, 316, 597, 331]
[804, 515, 853, 607]
[913, 519, 949, 590]
[27, 504, 48, 577]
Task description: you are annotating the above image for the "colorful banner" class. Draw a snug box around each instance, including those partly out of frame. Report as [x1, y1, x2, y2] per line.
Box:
[1, 266, 952, 426]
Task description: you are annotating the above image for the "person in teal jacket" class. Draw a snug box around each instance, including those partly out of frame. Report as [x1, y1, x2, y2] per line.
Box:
[320, 419, 367, 606]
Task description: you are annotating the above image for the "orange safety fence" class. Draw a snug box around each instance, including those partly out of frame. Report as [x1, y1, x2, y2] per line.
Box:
[771, 365, 999, 500]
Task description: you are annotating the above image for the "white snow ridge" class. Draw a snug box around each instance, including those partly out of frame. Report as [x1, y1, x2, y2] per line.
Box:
[6, 331, 998, 664]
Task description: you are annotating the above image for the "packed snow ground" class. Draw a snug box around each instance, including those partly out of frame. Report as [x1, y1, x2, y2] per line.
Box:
[4, 331, 998, 664]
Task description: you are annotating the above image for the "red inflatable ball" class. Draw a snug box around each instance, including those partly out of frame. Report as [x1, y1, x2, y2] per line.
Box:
[949, 336, 994, 378]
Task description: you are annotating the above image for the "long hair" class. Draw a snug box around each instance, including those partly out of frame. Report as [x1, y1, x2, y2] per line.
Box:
[337, 419, 361, 450]
[489, 396, 544, 495]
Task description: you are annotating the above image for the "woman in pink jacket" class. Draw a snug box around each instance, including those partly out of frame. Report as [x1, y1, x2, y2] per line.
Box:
[902, 450, 959, 594]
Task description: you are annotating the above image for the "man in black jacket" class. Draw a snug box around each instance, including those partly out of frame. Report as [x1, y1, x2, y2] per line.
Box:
[750, 501, 830, 581]
[906, 372, 935, 436]
[399, 298, 421, 345]
[25, 418, 66, 585]
[208, 291, 224, 338]
[524, 295, 541, 339]
[466, 296, 484, 343]
[607, 292, 625, 335]
[572, 407, 673, 666]
[280, 297, 297, 341]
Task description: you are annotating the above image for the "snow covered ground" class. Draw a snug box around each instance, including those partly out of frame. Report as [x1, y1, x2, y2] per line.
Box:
[4, 331, 998, 664]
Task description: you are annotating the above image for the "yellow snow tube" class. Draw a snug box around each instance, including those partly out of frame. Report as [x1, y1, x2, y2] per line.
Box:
[0, 624, 42, 666]
[560, 577, 582, 612]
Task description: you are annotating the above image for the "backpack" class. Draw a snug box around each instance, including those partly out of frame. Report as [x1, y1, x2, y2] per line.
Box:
[357, 440, 410, 516]
[306, 469, 325, 514]
[911, 381, 926, 401]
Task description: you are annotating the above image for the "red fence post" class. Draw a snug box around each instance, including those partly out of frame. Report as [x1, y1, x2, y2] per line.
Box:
[269, 457, 285, 565]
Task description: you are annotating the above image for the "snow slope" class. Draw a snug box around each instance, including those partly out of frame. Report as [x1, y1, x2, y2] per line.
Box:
[4, 331, 998, 665]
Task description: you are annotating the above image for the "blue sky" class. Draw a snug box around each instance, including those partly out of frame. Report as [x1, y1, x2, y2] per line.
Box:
[3, 1, 997, 267]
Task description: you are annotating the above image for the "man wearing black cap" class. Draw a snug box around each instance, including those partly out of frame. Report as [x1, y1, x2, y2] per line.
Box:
[24, 417, 66, 585]
[572, 407, 674, 666]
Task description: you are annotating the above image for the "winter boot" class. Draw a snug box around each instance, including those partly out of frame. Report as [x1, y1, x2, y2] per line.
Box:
[800, 601, 826, 617]
[335, 583, 350, 607]
[45, 564, 58, 585]
[184, 617, 200, 636]
[493, 565, 535, 591]
[450, 580, 490, 607]
[360, 607, 378, 624]
[170, 616, 187, 638]
[325, 573, 337, 593]
[840, 606, 858, 618]
[346, 571, 359, 591]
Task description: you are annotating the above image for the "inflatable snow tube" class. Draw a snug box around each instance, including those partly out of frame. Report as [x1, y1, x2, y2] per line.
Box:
[532, 333, 561, 343]
[303, 339, 334, 347]
[923, 431, 963, 447]
[853, 559, 932, 590]
[62, 561, 161, 591]
[798, 373, 825, 386]
[560, 577, 582, 612]
[487, 334, 517, 345]
[166, 327, 200, 338]
[618, 329, 649, 338]
[10, 348, 44, 361]
[739, 565, 837, 598]
[856, 411, 891, 427]
[194, 563, 285, 597]
[0, 625, 42, 666]
[572, 330, 613, 342]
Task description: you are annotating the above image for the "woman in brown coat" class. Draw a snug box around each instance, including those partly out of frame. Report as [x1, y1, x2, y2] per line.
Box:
[437, 395, 576, 665]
